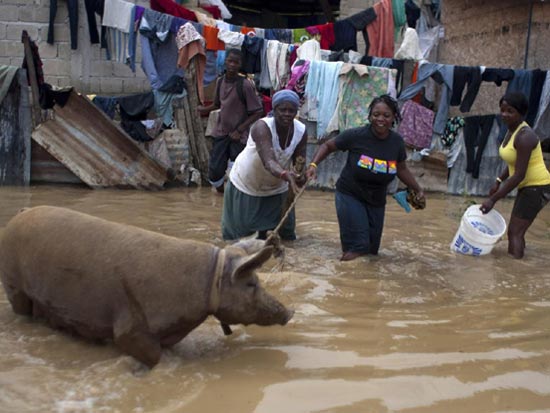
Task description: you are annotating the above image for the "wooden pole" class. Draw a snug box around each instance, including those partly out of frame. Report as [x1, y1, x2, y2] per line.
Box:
[21, 30, 43, 127]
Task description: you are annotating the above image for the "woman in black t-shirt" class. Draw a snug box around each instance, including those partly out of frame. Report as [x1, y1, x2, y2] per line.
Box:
[306, 95, 426, 261]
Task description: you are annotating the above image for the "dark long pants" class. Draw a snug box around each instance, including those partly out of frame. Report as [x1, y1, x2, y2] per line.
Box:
[48, 0, 79, 50]
[464, 114, 495, 179]
[208, 136, 245, 187]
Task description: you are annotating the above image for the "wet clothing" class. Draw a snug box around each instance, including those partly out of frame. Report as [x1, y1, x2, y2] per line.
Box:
[335, 125, 406, 208]
[500, 122, 550, 189]
[512, 184, 550, 221]
[221, 181, 295, 241]
[335, 190, 385, 255]
[222, 116, 306, 240]
[333, 125, 406, 255]
[500, 122, 550, 222]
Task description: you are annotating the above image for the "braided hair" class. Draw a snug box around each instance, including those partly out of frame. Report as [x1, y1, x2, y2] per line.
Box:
[368, 94, 402, 126]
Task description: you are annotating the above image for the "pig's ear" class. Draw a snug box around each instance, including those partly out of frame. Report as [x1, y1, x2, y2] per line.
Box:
[230, 238, 266, 255]
[231, 246, 274, 281]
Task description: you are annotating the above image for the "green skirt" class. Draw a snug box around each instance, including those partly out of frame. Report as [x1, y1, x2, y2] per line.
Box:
[221, 181, 295, 240]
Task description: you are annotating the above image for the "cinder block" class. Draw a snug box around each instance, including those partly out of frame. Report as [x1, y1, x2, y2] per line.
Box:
[5, 0, 38, 5]
[0, 57, 11, 66]
[38, 42, 58, 58]
[100, 77, 124, 94]
[19, 7, 35, 22]
[91, 60, 115, 77]
[4, 41, 24, 57]
[56, 76, 72, 88]
[122, 77, 149, 94]
[57, 43, 70, 59]
[10, 57, 23, 66]
[0, 23, 6, 40]
[49, 24, 70, 43]
[34, 7, 52, 24]
[7, 24, 39, 41]
[87, 77, 101, 94]
[2, 5, 20, 21]
[113, 63, 134, 77]
[42, 59, 71, 76]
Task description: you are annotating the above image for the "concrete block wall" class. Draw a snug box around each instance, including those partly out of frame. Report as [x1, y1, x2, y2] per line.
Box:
[0, 0, 151, 95]
[439, 0, 550, 116]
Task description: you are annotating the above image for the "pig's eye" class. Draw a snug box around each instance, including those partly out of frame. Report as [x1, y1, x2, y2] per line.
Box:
[246, 282, 257, 288]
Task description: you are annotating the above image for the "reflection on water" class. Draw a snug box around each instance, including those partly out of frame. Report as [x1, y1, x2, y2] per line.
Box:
[0, 185, 549, 412]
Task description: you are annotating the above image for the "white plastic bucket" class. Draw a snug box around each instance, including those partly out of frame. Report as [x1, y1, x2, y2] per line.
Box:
[450, 205, 507, 256]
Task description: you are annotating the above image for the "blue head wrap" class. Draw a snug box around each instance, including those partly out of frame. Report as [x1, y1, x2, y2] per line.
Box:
[272, 89, 300, 109]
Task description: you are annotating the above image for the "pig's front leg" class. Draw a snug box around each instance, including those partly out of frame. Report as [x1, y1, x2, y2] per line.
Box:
[113, 309, 162, 368]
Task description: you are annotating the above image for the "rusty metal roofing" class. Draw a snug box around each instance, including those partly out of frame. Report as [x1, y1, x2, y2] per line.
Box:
[31, 91, 168, 189]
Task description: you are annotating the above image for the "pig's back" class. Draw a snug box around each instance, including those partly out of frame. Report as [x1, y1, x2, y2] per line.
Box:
[0, 206, 216, 335]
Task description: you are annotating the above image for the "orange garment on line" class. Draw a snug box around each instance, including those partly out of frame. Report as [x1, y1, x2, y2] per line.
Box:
[177, 40, 206, 104]
[366, 0, 394, 58]
[203, 25, 225, 51]
[240, 26, 256, 36]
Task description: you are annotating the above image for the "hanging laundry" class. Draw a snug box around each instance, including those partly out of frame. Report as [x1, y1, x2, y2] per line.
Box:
[534, 72, 550, 141]
[398, 100, 435, 149]
[399, 63, 454, 136]
[304, 60, 343, 138]
[328, 64, 397, 133]
[241, 36, 264, 75]
[176, 22, 207, 104]
[48, 0, 78, 50]
[526, 69, 546, 126]
[464, 114, 496, 179]
[450, 66, 482, 113]
[441, 116, 465, 147]
[305, 23, 335, 50]
[366, 0, 394, 58]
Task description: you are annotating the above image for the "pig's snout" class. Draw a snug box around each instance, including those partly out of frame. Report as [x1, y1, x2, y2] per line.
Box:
[280, 309, 294, 325]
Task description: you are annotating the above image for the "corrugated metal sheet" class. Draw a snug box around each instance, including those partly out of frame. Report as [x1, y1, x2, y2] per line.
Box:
[31, 142, 83, 185]
[0, 69, 31, 185]
[31, 91, 169, 189]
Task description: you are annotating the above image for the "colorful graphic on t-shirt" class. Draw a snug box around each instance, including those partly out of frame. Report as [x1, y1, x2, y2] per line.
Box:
[373, 159, 387, 173]
[357, 154, 397, 174]
[358, 155, 373, 169]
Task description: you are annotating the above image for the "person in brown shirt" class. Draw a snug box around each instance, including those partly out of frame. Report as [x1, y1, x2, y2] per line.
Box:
[199, 49, 263, 193]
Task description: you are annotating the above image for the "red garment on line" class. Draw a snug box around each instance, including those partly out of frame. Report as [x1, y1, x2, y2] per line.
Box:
[150, 0, 197, 22]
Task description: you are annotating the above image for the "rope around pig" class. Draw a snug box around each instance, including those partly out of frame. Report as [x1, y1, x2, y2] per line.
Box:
[265, 178, 310, 270]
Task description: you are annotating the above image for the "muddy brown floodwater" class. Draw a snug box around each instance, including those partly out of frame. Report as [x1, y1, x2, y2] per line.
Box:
[0, 185, 549, 413]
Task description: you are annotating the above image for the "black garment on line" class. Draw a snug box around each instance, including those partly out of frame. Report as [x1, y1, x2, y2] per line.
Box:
[451, 66, 482, 113]
[481, 68, 515, 86]
[405, 0, 421, 28]
[84, 0, 108, 49]
[464, 114, 496, 179]
[48, 0, 79, 50]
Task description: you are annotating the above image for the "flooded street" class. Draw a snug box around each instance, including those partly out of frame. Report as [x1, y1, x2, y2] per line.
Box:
[0, 185, 549, 413]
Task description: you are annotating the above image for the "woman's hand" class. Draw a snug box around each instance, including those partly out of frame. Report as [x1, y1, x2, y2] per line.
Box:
[281, 170, 300, 195]
[229, 130, 241, 141]
[294, 172, 307, 188]
[407, 188, 426, 210]
[305, 165, 317, 181]
[480, 199, 495, 214]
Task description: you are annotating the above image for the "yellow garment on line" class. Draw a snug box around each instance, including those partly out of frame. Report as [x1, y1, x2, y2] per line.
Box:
[499, 121, 550, 188]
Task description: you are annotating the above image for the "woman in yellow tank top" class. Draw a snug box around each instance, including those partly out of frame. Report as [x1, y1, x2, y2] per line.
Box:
[480, 92, 550, 259]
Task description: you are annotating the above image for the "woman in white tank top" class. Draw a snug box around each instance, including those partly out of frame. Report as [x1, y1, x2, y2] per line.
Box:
[221, 90, 308, 241]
